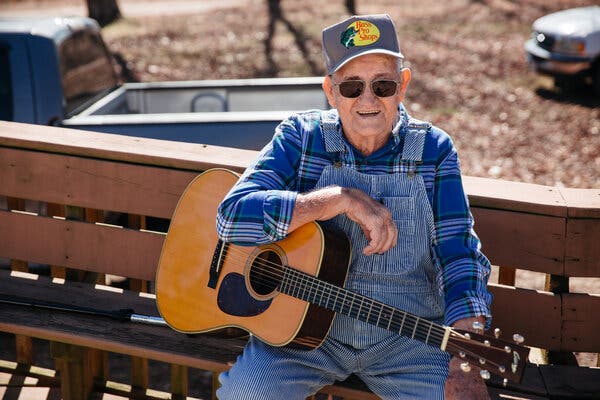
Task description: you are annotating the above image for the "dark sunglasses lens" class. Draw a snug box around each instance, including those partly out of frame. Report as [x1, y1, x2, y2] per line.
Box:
[372, 80, 398, 97]
[338, 81, 365, 98]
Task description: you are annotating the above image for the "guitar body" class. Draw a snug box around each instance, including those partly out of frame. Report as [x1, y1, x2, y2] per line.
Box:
[155, 169, 351, 348]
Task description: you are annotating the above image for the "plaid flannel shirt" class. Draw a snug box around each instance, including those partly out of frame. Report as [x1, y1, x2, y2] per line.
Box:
[217, 106, 492, 328]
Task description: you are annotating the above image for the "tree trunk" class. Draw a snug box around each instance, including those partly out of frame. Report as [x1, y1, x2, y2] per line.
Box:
[345, 0, 357, 15]
[86, 0, 121, 27]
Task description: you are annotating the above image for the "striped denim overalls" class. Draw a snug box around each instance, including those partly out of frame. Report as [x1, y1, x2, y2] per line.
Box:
[217, 111, 450, 400]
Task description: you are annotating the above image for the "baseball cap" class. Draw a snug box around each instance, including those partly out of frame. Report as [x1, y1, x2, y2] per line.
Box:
[322, 14, 403, 75]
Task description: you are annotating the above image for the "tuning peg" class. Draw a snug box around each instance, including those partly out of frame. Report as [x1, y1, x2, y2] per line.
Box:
[460, 362, 471, 372]
[472, 321, 484, 333]
[512, 333, 525, 344]
[494, 328, 501, 338]
[503, 378, 508, 387]
[478, 358, 486, 365]
[480, 370, 491, 380]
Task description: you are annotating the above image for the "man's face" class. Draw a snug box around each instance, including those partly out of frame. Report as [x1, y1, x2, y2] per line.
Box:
[323, 53, 411, 155]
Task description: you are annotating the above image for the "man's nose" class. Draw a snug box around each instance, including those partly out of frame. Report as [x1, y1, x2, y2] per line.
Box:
[358, 84, 378, 103]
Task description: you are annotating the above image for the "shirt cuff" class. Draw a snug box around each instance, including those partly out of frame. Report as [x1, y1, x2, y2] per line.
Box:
[262, 190, 298, 241]
[444, 293, 492, 329]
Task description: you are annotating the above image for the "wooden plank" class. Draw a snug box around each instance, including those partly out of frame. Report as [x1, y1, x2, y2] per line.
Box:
[560, 187, 600, 219]
[565, 218, 600, 278]
[0, 121, 255, 173]
[0, 147, 197, 219]
[463, 176, 566, 217]
[0, 270, 247, 372]
[561, 292, 600, 352]
[487, 363, 548, 397]
[486, 387, 549, 399]
[539, 365, 600, 399]
[0, 210, 165, 281]
[472, 208, 565, 275]
[488, 284, 561, 350]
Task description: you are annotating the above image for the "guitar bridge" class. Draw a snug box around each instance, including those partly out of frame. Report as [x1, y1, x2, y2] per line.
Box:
[208, 239, 228, 289]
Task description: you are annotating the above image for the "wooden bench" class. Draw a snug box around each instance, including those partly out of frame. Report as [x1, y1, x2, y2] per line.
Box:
[1, 120, 599, 399]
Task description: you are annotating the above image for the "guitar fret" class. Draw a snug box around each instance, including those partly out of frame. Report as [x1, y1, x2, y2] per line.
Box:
[347, 292, 356, 318]
[314, 280, 323, 307]
[342, 291, 350, 315]
[399, 312, 407, 335]
[356, 296, 364, 320]
[424, 322, 433, 344]
[308, 278, 317, 303]
[365, 300, 374, 324]
[385, 306, 393, 330]
[412, 316, 420, 339]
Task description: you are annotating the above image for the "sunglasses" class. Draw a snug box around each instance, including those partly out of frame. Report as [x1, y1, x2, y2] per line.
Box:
[335, 79, 400, 98]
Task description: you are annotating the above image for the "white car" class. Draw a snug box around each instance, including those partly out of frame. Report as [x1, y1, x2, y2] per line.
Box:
[525, 6, 600, 95]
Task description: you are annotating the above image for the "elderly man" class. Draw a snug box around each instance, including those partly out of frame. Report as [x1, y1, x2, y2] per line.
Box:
[216, 14, 492, 399]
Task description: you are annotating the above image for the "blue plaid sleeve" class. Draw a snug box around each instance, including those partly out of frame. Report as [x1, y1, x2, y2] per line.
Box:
[432, 145, 493, 328]
[217, 115, 303, 245]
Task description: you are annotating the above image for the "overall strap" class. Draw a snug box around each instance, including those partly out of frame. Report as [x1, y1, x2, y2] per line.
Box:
[401, 118, 430, 162]
[320, 109, 346, 164]
[321, 109, 345, 152]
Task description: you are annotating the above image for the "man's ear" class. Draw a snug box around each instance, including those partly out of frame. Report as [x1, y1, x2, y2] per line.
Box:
[397, 68, 411, 102]
[322, 75, 337, 108]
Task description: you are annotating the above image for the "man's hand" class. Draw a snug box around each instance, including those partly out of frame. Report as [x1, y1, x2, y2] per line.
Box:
[445, 316, 490, 400]
[342, 187, 397, 255]
[289, 186, 397, 255]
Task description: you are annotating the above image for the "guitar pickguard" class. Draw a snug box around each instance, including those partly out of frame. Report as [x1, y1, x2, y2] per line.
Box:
[217, 272, 272, 317]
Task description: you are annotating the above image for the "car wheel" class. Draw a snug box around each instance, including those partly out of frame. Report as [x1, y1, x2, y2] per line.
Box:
[554, 75, 577, 93]
[594, 64, 600, 97]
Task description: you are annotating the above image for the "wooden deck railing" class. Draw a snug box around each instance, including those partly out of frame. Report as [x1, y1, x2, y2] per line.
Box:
[0, 120, 598, 399]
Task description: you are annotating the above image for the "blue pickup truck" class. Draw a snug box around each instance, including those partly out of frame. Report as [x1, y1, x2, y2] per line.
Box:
[0, 16, 327, 150]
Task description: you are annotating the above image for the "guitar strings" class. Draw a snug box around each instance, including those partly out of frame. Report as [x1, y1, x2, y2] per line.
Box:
[215, 245, 450, 344]
[213, 245, 514, 374]
[220, 247, 448, 343]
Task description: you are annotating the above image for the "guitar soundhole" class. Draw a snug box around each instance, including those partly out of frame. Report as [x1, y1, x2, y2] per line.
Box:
[248, 250, 283, 297]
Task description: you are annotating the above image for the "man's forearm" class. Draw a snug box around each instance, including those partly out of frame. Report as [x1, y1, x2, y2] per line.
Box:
[288, 186, 347, 232]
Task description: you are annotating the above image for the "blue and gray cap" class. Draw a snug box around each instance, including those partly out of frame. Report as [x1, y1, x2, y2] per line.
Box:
[322, 14, 403, 75]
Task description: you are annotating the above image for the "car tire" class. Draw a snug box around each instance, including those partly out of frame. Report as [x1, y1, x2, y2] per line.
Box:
[593, 63, 600, 97]
[554, 75, 578, 93]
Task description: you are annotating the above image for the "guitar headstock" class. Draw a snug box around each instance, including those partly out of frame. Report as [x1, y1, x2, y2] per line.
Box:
[446, 327, 530, 384]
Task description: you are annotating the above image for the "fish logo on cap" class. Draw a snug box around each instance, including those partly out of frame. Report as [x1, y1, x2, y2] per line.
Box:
[340, 20, 380, 49]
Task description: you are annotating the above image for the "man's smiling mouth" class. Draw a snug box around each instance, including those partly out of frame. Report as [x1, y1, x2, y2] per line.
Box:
[357, 110, 380, 116]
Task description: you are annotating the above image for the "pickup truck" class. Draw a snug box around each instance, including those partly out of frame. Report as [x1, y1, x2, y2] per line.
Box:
[0, 16, 328, 150]
[524, 5, 600, 96]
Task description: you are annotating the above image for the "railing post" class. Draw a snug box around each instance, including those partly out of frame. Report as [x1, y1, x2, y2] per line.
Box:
[51, 342, 103, 400]
[171, 364, 188, 399]
[544, 274, 578, 365]
[497, 266, 516, 286]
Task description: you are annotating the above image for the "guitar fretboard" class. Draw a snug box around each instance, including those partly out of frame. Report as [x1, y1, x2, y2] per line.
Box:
[279, 266, 448, 348]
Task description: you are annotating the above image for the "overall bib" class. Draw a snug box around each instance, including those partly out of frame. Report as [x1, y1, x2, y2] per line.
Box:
[217, 112, 451, 400]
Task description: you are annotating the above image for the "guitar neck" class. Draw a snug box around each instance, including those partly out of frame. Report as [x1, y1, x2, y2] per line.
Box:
[280, 266, 450, 350]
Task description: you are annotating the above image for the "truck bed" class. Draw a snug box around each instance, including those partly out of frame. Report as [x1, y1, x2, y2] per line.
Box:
[63, 77, 328, 150]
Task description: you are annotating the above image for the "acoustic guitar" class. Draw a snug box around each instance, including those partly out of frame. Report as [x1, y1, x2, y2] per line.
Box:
[155, 168, 529, 384]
